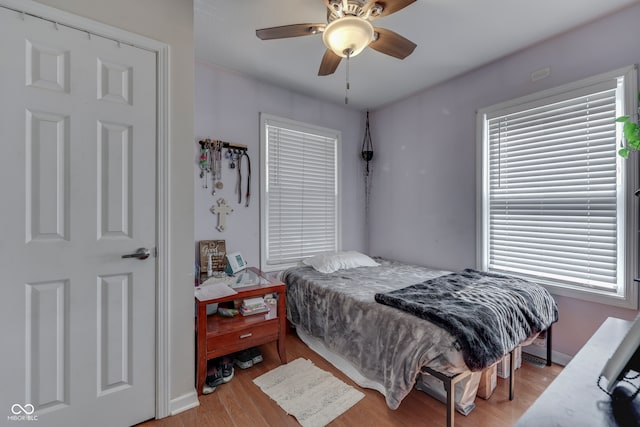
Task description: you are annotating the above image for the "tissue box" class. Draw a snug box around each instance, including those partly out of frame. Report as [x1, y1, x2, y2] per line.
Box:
[496, 345, 522, 378]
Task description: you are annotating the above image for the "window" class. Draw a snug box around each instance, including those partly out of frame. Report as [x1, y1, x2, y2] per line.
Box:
[477, 67, 638, 308]
[260, 114, 341, 271]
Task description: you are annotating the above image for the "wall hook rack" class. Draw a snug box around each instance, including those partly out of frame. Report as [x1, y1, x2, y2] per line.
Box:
[198, 138, 247, 152]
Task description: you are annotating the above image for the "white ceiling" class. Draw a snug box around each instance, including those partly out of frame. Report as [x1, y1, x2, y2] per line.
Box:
[195, 0, 638, 110]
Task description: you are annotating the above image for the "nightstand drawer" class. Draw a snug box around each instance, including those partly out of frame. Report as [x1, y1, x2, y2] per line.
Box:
[207, 320, 278, 351]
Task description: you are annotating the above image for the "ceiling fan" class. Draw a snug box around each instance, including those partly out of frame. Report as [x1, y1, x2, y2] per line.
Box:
[256, 0, 417, 76]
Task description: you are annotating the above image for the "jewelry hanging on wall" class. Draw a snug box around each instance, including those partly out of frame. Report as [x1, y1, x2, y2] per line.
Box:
[226, 148, 235, 169]
[197, 140, 249, 220]
[199, 141, 210, 188]
[217, 142, 223, 178]
[210, 141, 217, 194]
[214, 140, 223, 191]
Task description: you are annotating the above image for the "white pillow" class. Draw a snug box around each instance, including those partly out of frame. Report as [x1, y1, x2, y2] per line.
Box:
[302, 251, 380, 274]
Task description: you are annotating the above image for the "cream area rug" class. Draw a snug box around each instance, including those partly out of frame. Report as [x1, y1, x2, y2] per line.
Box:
[253, 358, 365, 427]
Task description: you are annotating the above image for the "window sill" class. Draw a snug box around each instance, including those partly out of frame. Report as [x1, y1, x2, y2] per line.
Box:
[504, 272, 639, 310]
[543, 282, 637, 310]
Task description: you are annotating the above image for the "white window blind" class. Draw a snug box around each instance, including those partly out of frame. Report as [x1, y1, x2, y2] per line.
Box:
[260, 115, 339, 269]
[478, 67, 639, 308]
[486, 83, 621, 291]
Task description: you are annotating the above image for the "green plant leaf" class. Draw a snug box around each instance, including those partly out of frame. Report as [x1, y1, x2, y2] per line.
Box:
[615, 91, 640, 158]
[623, 122, 640, 140]
[629, 138, 640, 150]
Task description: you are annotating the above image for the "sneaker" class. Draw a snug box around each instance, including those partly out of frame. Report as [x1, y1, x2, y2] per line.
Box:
[202, 383, 216, 395]
[249, 347, 263, 365]
[234, 349, 254, 369]
[220, 356, 234, 383]
[206, 364, 225, 388]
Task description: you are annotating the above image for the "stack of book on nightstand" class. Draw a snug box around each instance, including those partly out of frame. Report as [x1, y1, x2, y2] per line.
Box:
[239, 297, 269, 316]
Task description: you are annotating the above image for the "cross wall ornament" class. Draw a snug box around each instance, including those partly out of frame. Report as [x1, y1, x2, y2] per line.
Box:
[210, 198, 233, 232]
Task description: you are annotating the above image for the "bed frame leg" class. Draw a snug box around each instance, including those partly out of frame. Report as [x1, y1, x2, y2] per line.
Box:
[421, 367, 471, 427]
[546, 324, 553, 366]
[445, 379, 454, 427]
[509, 348, 515, 400]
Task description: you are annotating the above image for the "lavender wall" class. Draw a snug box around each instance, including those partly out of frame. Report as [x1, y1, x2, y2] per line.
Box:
[369, 4, 640, 357]
[194, 62, 367, 272]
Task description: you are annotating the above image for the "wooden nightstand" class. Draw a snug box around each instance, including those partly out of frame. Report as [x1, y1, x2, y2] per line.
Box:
[195, 267, 287, 395]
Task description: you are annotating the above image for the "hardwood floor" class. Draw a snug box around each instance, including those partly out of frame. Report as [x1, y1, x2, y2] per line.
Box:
[140, 332, 562, 427]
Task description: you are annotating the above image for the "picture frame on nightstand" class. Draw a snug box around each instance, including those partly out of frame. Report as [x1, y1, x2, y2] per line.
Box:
[199, 239, 226, 281]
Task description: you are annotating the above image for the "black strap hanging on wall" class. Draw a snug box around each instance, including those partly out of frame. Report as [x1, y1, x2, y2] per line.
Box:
[236, 151, 251, 207]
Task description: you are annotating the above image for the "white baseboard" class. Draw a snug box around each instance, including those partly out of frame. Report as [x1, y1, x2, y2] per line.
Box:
[522, 344, 572, 367]
[169, 390, 199, 416]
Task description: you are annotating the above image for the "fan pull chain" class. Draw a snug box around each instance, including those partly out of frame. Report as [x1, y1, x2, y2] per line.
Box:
[345, 49, 351, 105]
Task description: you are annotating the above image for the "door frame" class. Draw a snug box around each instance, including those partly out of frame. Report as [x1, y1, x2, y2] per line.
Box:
[0, 0, 172, 419]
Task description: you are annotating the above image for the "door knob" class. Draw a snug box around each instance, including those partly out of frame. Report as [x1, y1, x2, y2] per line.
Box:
[121, 247, 151, 260]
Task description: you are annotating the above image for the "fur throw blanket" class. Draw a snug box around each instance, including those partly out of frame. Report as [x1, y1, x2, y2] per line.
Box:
[374, 269, 558, 370]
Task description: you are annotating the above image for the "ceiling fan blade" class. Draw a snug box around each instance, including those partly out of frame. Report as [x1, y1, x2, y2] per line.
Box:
[256, 23, 325, 40]
[318, 49, 342, 76]
[375, 0, 416, 18]
[369, 27, 416, 59]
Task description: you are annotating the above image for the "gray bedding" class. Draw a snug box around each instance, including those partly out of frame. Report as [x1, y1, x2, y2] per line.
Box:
[283, 258, 467, 410]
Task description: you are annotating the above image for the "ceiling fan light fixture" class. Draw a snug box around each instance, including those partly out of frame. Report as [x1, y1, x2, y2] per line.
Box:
[322, 16, 374, 58]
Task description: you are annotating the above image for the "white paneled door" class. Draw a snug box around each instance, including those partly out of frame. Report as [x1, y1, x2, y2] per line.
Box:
[0, 7, 156, 426]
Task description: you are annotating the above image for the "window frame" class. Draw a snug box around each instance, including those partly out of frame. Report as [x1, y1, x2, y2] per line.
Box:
[259, 113, 342, 272]
[476, 66, 639, 309]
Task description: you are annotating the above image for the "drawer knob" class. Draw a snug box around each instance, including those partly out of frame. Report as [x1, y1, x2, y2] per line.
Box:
[239, 333, 253, 339]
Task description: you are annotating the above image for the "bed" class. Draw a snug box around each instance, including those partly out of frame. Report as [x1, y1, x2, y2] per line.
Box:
[283, 253, 558, 425]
